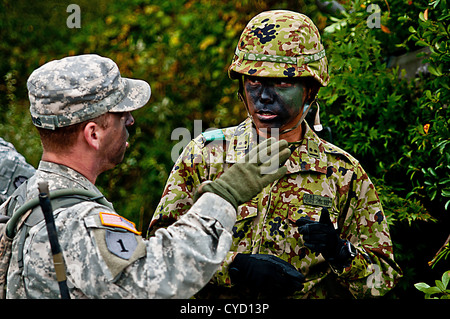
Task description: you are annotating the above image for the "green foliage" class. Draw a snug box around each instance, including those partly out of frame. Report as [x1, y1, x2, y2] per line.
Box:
[374, 178, 436, 227]
[317, 0, 449, 296]
[0, 0, 324, 231]
[403, 0, 450, 215]
[318, 0, 435, 225]
[415, 270, 450, 299]
[430, 242, 450, 268]
[0, 0, 449, 297]
[0, 71, 42, 166]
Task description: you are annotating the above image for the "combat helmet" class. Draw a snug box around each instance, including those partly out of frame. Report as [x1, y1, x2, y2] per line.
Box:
[228, 10, 329, 87]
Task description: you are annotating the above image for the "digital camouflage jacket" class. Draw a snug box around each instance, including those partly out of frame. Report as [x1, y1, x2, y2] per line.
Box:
[149, 117, 402, 298]
[0, 138, 35, 204]
[5, 161, 236, 298]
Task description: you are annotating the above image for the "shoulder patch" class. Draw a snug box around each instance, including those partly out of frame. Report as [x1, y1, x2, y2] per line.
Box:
[202, 129, 225, 142]
[99, 212, 141, 235]
[85, 212, 146, 280]
[105, 230, 137, 260]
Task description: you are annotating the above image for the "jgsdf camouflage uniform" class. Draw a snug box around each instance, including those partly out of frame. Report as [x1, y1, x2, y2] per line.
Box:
[0, 138, 35, 204]
[4, 54, 237, 298]
[148, 11, 402, 298]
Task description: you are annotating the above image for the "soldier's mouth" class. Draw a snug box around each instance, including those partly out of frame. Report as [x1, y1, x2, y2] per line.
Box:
[255, 111, 277, 121]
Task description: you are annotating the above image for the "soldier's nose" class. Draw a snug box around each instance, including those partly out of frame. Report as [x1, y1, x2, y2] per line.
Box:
[260, 86, 274, 104]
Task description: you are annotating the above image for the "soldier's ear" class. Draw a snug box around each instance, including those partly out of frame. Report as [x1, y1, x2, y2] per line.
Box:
[83, 122, 101, 150]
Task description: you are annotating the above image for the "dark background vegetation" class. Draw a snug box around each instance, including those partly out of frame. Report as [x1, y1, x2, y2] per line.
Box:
[0, 0, 448, 298]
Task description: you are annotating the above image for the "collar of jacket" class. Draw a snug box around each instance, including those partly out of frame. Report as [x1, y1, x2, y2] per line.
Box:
[37, 161, 104, 193]
[226, 117, 328, 175]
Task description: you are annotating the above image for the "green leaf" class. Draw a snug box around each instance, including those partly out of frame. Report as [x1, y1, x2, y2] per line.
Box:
[414, 282, 430, 292]
[436, 280, 445, 291]
[419, 11, 426, 22]
[426, 286, 442, 294]
[442, 271, 450, 289]
[416, 40, 429, 47]
[430, 190, 437, 201]
[414, 282, 442, 295]
[428, 167, 438, 178]
[428, 64, 443, 76]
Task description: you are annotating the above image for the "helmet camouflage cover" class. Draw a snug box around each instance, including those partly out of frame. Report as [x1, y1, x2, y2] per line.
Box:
[228, 10, 330, 86]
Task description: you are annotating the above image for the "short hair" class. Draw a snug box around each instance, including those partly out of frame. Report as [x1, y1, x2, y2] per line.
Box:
[36, 113, 110, 153]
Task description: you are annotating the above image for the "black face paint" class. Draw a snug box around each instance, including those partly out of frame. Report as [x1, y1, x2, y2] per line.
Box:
[244, 76, 306, 132]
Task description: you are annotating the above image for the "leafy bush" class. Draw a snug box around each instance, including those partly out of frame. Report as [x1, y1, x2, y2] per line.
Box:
[318, 0, 435, 224]
[415, 270, 450, 299]
[0, 0, 448, 298]
[317, 0, 449, 296]
[403, 0, 450, 215]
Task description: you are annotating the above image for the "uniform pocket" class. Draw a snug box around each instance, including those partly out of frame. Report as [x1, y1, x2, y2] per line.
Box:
[236, 196, 258, 223]
[233, 204, 257, 242]
[287, 204, 323, 224]
[287, 194, 338, 226]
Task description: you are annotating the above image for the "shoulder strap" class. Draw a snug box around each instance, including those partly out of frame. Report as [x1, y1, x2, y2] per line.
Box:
[6, 188, 112, 238]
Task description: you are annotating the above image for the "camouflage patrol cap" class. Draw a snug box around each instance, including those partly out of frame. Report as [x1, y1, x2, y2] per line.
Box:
[228, 10, 330, 86]
[27, 54, 151, 130]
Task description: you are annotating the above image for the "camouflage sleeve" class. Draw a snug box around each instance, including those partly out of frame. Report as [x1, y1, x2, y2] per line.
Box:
[148, 138, 210, 236]
[81, 193, 235, 298]
[0, 138, 35, 204]
[209, 251, 237, 288]
[335, 164, 402, 298]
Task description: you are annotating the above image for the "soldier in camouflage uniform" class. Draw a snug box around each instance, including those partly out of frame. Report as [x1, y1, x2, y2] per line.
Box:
[3, 54, 291, 298]
[0, 138, 35, 204]
[148, 10, 402, 298]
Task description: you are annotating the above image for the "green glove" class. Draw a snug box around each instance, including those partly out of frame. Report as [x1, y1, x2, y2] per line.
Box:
[196, 137, 291, 209]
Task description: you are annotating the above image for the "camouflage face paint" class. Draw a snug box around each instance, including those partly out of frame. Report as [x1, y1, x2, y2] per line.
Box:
[244, 76, 306, 132]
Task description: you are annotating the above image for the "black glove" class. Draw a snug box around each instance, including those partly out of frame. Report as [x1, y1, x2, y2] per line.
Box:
[296, 209, 354, 268]
[229, 253, 305, 297]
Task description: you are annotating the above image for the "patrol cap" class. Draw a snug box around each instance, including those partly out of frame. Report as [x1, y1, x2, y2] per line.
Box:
[27, 54, 151, 130]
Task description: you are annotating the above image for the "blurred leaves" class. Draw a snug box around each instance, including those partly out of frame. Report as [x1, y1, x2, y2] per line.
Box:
[0, 0, 324, 231]
[0, 0, 449, 297]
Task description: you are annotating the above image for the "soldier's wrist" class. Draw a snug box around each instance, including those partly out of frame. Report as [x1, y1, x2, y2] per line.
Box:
[327, 240, 357, 270]
[195, 181, 238, 210]
[194, 181, 213, 198]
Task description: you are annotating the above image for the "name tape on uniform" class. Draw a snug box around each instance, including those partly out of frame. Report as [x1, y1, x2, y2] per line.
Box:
[303, 194, 332, 208]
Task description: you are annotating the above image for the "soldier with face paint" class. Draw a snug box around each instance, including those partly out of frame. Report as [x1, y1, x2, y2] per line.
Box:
[149, 10, 402, 298]
[2, 54, 290, 299]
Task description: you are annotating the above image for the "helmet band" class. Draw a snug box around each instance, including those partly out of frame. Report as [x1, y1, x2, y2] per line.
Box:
[235, 47, 326, 67]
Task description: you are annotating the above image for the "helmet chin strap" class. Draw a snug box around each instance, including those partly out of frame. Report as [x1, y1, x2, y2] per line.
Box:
[279, 99, 322, 134]
[279, 102, 312, 135]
